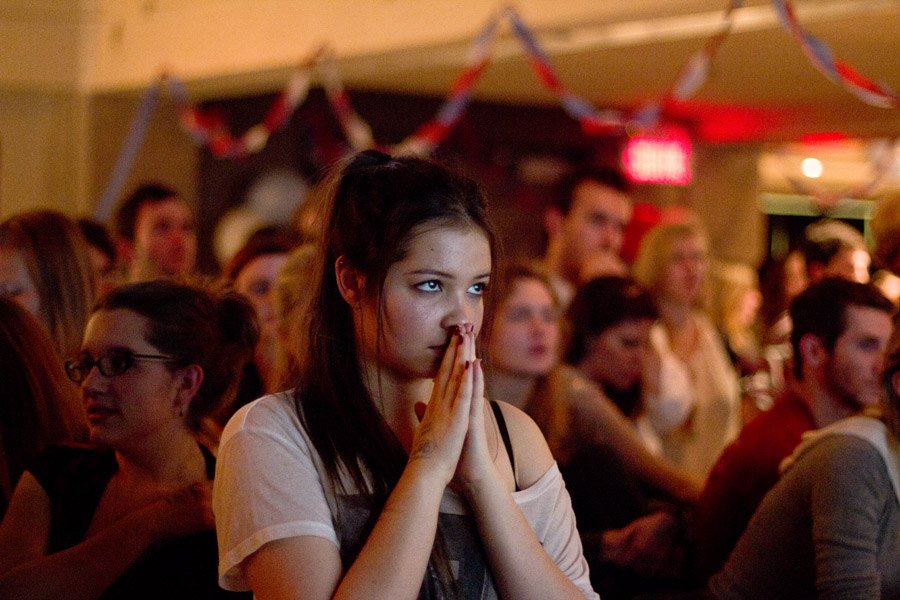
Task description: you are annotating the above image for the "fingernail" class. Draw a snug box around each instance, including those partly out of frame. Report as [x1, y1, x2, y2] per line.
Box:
[465, 360, 470, 369]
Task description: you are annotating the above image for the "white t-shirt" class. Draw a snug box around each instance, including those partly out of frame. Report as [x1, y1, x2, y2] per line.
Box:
[213, 392, 599, 599]
[639, 315, 741, 479]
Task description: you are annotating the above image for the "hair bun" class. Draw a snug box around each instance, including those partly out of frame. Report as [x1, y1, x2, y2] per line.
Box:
[347, 149, 393, 172]
[215, 291, 260, 355]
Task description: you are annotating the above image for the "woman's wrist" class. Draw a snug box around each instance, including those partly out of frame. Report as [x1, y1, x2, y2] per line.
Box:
[455, 461, 505, 505]
[402, 457, 453, 499]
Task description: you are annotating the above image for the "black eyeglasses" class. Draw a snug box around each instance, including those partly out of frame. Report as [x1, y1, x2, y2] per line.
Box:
[64, 349, 177, 383]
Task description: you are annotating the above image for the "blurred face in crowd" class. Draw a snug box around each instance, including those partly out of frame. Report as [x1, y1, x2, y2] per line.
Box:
[784, 250, 808, 303]
[0, 247, 40, 317]
[85, 245, 121, 298]
[733, 287, 762, 330]
[580, 318, 653, 392]
[132, 198, 197, 279]
[489, 277, 560, 377]
[821, 305, 892, 411]
[658, 233, 708, 305]
[824, 247, 871, 284]
[234, 253, 289, 335]
[555, 180, 632, 284]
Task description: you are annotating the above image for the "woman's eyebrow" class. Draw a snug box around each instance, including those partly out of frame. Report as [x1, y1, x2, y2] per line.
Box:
[404, 269, 490, 280]
[406, 268, 452, 277]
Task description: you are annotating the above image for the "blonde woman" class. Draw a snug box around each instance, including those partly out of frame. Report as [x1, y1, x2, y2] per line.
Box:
[632, 220, 741, 480]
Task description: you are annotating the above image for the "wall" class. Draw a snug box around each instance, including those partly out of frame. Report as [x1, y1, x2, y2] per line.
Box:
[0, 90, 89, 218]
[688, 143, 766, 266]
[88, 92, 198, 219]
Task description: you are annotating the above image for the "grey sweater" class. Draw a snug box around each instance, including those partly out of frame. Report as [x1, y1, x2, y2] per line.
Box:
[710, 424, 900, 600]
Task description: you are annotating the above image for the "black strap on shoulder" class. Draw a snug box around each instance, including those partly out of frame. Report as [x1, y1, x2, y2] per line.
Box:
[199, 443, 217, 480]
[490, 401, 520, 492]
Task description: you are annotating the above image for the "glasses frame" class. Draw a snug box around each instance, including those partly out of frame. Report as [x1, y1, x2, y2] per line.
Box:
[64, 350, 178, 383]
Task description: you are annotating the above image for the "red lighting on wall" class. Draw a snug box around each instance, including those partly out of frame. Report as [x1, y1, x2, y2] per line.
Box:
[623, 133, 692, 185]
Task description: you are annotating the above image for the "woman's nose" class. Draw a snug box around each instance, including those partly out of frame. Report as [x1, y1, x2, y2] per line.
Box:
[80, 362, 106, 391]
[443, 295, 472, 327]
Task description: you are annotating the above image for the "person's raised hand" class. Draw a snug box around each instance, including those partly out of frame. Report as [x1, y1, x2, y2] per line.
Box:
[451, 324, 500, 497]
[409, 325, 473, 488]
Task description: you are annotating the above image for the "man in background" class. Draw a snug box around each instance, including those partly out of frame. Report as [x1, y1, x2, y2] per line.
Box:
[543, 165, 633, 307]
[801, 218, 870, 284]
[692, 277, 894, 581]
[114, 183, 198, 282]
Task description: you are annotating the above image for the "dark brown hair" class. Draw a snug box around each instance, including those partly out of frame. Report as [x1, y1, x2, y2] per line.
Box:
[0, 210, 97, 358]
[0, 298, 87, 514]
[883, 308, 900, 437]
[564, 276, 657, 366]
[114, 182, 182, 241]
[96, 280, 259, 431]
[294, 150, 498, 592]
[790, 277, 894, 380]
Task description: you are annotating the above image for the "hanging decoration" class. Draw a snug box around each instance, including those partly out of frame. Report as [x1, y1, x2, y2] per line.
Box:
[629, 0, 743, 132]
[771, 0, 900, 108]
[317, 47, 376, 151]
[95, 79, 162, 220]
[391, 9, 501, 156]
[93, 56, 316, 218]
[97, 0, 900, 217]
[504, 7, 625, 135]
[171, 52, 317, 159]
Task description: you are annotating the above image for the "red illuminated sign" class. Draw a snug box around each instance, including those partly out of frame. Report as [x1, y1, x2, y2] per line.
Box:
[623, 134, 692, 185]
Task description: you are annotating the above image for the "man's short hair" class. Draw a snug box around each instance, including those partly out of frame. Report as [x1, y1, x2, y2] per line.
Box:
[564, 276, 657, 366]
[790, 277, 893, 379]
[800, 219, 866, 269]
[114, 182, 181, 241]
[552, 165, 631, 215]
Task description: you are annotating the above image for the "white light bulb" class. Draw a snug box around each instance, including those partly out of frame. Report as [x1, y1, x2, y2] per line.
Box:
[801, 158, 823, 178]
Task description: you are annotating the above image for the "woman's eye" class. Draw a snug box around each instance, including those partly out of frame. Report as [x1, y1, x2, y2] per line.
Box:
[0, 284, 23, 298]
[248, 280, 270, 296]
[505, 306, 530, 322]
[468, 282, 487, 295]
[415, 280, 441, 292]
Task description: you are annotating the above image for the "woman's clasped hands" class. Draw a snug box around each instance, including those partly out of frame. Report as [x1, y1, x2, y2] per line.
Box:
[410, 324, 499, 496]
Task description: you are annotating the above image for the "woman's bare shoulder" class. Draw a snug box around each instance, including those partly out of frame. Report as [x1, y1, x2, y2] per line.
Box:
[491, 401, 555, 489]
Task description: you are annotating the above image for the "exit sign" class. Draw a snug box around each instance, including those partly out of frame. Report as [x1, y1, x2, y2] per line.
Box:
[623, 134, 691, 185]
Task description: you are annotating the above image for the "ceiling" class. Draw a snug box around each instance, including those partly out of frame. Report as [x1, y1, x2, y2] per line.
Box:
[7, 0, 898, 146]
[326, 0, 900, 145]
[5, 0, 899, 199]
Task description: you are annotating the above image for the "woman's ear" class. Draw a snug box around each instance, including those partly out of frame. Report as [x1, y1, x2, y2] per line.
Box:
[335, 256, 364, 308]
[175, 364, 204, 413]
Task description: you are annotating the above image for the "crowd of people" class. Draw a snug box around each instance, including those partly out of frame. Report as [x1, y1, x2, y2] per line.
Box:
[0, 150, 899, 599]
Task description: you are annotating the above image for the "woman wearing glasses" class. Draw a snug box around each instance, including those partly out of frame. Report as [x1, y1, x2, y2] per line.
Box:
[0, 280, 257, 599]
